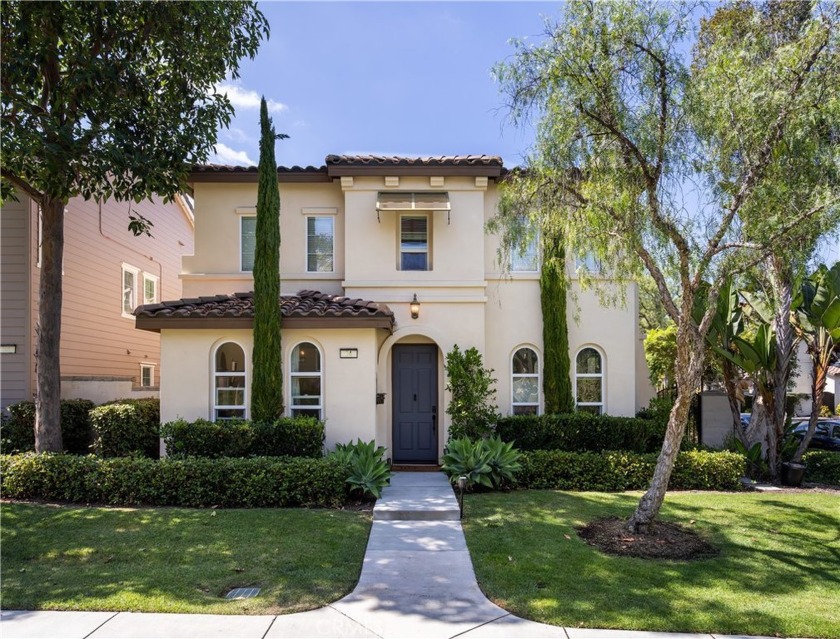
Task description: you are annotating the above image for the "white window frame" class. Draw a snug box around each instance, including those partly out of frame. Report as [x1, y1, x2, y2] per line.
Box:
[575, 252, 602, 274]
[511, 346, 541, 415]
[142, 273, 159, 305]
[36, 206, 43, 268]
[211, 340, 248, 421]
[240, 214, 256, 273]
[121, 263, 140, 319]
[290, 341, 323, 419]
[510, 235, 539, 273]
[575, 345, 605, 414]
[139, 363, 155, 388]
[398, 213, 431, 271]
[305, 215, 335, 273]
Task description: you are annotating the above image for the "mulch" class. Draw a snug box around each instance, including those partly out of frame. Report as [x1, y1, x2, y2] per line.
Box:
[577, 516, 719, 561]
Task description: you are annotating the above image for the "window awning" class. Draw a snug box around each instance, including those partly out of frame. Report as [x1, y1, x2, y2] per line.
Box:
[376, 192, 451, 223]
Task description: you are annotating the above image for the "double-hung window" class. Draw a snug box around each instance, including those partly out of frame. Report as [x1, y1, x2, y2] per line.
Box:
[143, 273, 159, 305]
[139, 363, 155, 388]
[512, 347, 540, 415]
[291, 342, 323, 419]
[121, 264, 140, 318]
[511, 236, 538, 272]
[213, 342, 247, 420]
[400, 215, 429, 271]
[240, 215, 256, 272]
[306, 216, 334, 272]
[575, 347, 604, 414]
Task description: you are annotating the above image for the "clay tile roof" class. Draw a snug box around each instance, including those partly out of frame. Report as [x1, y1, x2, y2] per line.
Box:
[192, 163, 327, 173]
[134, 290, 394, 332]
[324, 154, 503, 167]
[189, 164, 330, 183]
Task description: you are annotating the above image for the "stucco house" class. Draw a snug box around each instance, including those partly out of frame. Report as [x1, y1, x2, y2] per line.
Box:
[0, 192, 194, 410]
[135, 155, 653, 463]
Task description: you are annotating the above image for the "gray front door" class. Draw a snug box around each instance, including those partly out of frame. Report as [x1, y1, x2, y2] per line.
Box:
[392, 344, 438, 463]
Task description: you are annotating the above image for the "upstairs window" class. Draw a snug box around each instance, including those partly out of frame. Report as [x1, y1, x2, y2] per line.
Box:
[140, 363, 155, 388]
[400, 214, 429, 271]
[575, 347, 604, 414]
[306, 216, 335, 273]
[213, 342, 247, 420]
[511, 236, 538, 272]
[291, 342, 322, 419]
[241, 216, 256, 272]
[143, 273, 159, 305]
[121, 264, 140, 318]
[512, 347, 540, 415]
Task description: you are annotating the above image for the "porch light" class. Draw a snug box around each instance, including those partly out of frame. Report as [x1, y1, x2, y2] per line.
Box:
[410, 294, 420, 319]
[457, 475, 467, 519]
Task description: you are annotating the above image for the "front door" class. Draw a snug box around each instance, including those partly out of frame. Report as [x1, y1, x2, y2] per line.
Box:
[392, 344, 438, 463]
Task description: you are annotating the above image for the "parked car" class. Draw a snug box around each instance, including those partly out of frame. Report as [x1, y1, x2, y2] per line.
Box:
[791, 419, 840, 452]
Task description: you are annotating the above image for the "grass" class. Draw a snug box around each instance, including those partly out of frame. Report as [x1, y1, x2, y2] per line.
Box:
[0, 502, 371, 615]
[463, 490, 840, 639]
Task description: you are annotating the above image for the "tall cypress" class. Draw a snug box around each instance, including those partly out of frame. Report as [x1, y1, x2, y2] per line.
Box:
[541, 228, 574, 413]
[251, 98, 284, 421]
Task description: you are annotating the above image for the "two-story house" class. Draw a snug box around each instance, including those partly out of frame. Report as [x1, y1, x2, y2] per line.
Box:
[0, 192, 194, 410]
[135, 155, 652, 462]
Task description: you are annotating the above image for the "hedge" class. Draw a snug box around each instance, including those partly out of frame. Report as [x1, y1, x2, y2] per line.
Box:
[803, 450, 840, 485]
[496, 413, 666, 454]
[515, 450, 744, 491]
[1, 400, 95, 454]
[160, 417, 324, 458]
[90, 398, 160, 458]
[0, 453, 348, 508]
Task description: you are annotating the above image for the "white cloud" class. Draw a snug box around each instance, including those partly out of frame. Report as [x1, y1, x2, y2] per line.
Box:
[211, 143, 256, 166]
[223, 127, 253, 143]
[216, 82, 287, 114]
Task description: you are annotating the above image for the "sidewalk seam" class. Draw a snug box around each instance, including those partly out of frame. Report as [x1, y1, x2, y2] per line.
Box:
[260, 615, 277, 639]
[327, 604, 384, 638]
[82, 611, 119, 638]
[447, 612, 511, 638]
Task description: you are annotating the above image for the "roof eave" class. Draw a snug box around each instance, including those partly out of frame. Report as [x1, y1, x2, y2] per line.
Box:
[136, 316, 394, 333]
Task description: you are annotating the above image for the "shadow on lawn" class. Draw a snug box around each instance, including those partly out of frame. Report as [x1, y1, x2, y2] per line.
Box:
[462, 491, 839, 636]
[0, 504, 369, 614]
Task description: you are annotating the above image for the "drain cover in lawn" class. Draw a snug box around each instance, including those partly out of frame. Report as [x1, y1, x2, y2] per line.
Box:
[225, 587, 261, 600]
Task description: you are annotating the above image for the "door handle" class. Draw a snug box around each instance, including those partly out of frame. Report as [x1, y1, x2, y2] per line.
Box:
[414, 394, 417, 402]
[432, 405, 437, 433]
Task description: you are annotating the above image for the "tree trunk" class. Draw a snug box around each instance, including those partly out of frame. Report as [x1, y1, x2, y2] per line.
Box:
[625, 319, 703, 533]
[35, 196, 65, 453]
[768, 256, 795, 478]
[721, 359, 746, 443]
[792, 357, 826, 462]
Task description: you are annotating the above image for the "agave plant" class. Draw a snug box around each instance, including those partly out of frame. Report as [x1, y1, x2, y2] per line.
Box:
[441, 436, 493, 489]
[330, 439, 391, 499]
[483, 436, 522, 488]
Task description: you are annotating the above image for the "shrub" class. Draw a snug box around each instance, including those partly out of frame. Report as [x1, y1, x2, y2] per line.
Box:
[445, 345, 499, 440]
[441, 436, 522, 490]
[160, 417, 324, 458]
[495, 413, 665, 454]
[331, 439, 391, 499]
[0, 453, 348, 508]
[516, 449, 743, 491]
[1, 399, 95, 454]
[803, 451, 840, 485]
[90, 398, 160, 458]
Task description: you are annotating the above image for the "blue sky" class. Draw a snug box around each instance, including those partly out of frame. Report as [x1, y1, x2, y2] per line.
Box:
[210, 1, 559, 168]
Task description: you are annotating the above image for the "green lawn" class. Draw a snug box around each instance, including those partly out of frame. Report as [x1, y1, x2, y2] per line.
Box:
[0, 503, 371, 615]
[463, 491, 840, 638]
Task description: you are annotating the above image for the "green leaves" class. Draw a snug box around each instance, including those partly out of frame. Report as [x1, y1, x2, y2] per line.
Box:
[330, 439, 391, 499]
[441, 436, 522, 490]
[444, 345, 499, 440]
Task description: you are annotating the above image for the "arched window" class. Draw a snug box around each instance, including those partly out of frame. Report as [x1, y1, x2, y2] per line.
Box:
[512, 347, 540, 415]
[575, 347, 604, 414]
[213, 342, 246, 420]
[291, 342, 323, 419]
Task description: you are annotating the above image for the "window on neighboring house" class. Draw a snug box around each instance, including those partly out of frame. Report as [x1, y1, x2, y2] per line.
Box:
[213, 342, 247, 420]
[575, 347, 604, 414]
[399, 214, 430, 271]
[121, 264, 140, 318]
[139, 363, 155, 388]
[511, 236, 538, 272]
[143, 273, 159, 305]
[512, 347, 540, 415]
[291, 342, 322, 419]
[307, 216, 334, 272]
[241, 215, 256, 272]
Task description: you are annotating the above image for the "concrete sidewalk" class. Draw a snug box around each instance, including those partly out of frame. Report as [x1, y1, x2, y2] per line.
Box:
[1, 472, 794, 639]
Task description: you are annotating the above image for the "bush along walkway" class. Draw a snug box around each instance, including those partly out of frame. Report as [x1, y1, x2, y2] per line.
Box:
[2, 473, 804, 639]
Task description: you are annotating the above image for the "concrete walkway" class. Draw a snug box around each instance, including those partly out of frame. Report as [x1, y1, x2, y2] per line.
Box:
[1, 473, 790, 639]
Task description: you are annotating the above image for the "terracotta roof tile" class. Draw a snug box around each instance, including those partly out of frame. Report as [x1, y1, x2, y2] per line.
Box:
[325, 154, 503, 167]
[192, 163, 327, 173]
[134, 290, 394, 329]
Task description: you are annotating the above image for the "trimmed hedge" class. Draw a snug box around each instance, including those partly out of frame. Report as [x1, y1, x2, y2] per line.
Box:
[1, 400, 95, 454]
[0, 453, 348, 508]
[496, 413, 666, 454]
[516, 450, 744, 491]
[90, 398, 160, 458]
[160, 417, 325, 458]
[803, 450, 840, 485]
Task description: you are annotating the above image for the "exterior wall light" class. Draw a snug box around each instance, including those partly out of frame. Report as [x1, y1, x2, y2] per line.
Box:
[410, 294, 420, 319]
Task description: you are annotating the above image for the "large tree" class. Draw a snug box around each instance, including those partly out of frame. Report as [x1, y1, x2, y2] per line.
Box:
[250, 98, 285, 422]
[1, 1, 268, 451]
[495, 0, 839, 530]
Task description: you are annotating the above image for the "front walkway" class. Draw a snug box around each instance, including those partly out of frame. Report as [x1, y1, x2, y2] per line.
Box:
[1, 472, 785, 639]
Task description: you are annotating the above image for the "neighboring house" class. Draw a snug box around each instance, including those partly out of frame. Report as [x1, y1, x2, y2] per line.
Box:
[0, 192, 194, 410]
[135, 155, 653, 462]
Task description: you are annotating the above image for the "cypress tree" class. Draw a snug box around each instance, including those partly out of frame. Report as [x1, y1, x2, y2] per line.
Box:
[251, 98, 285, 421]
[541, 228, 574, 414]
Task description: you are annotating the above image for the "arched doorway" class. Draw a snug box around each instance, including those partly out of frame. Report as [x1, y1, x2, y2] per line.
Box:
[391, 343, 438, 463]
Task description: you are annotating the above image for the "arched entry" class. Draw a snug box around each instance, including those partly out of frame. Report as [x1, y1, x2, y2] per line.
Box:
[392, 344, 438, 462]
